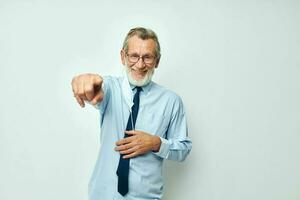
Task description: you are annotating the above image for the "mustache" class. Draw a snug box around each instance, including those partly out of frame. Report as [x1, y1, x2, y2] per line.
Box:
[130, 67, 149, 72]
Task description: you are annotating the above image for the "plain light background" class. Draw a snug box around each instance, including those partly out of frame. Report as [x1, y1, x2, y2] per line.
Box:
[0, 0, 299, 200]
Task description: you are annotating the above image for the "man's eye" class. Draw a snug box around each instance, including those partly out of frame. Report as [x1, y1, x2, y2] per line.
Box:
[131, 55, 140, 58]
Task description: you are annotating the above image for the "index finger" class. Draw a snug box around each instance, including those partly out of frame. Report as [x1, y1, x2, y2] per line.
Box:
[85, 76, 103, 101]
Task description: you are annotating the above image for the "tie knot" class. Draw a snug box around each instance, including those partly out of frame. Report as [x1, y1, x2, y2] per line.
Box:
[135, 87, 142, 93]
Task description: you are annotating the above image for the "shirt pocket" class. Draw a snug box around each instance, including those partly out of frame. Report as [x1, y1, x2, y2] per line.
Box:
[136, 112, 169, 138]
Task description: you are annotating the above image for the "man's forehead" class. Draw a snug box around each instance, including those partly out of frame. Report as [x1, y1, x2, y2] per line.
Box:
[127, 36, 156, 52]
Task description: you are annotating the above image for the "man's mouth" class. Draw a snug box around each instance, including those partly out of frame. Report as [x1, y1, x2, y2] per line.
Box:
[131, 67, 148, 73]
[131, 68, 148, 77]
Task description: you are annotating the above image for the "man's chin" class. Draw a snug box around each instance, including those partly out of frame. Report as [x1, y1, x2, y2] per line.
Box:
[132, 76, 146, 82]
[127, 72, 154, 87]
[128, 77, 148, 87]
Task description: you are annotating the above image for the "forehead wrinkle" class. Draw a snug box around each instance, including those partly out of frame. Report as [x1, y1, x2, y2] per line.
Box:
[127, 36, 156, 56]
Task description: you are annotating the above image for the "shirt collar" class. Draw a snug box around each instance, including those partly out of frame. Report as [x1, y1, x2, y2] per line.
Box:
[129, 81, 153, 95]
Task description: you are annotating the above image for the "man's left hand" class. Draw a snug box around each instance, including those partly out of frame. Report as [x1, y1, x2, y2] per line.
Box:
[115, 130, 161, 159]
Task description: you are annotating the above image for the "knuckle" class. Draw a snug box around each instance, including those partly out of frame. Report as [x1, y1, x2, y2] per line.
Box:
[85, 85, 93, 93]
[72, 75, 79, 83]
[77, 91, 85, 96]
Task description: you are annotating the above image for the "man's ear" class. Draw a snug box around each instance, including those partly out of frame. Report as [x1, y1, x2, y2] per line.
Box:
[121, 50, 125, 65]
[155, 58, 160, 68]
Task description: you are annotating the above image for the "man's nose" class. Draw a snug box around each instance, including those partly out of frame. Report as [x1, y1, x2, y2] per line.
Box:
[135, 57, 146, 69]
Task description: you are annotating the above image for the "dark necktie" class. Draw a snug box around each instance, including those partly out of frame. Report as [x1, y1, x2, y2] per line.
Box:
[116, 87, 142, 196]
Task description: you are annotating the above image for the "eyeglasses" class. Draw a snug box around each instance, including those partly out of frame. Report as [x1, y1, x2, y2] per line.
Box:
[126, 53, 156, 65]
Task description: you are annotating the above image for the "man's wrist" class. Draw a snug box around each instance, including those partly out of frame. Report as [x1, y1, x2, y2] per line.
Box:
[151, 135, 161, 152]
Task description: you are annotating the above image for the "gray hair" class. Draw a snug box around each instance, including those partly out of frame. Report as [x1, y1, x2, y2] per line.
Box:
[122, 27, 161, 60]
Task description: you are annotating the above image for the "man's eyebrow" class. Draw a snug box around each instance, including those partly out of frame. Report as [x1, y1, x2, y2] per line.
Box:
[142, 54, 153, 57]
[128, 52, 154, 56]
[127, 52, 139, 55]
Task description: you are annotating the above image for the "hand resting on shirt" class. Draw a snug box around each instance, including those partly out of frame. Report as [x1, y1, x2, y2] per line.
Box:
[115, 130, 162, 158]
[71, 73, 104, 107]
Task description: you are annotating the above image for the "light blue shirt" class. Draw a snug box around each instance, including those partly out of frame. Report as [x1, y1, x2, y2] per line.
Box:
[88, 76, 192, 200]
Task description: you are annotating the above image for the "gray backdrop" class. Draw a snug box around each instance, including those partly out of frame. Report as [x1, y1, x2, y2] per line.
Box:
[1, 0, 299, 200]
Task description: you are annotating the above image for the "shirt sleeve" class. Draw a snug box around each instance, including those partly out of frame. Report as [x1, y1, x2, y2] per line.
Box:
[95, 76, 111, 123]
[153, 96, 192, 162]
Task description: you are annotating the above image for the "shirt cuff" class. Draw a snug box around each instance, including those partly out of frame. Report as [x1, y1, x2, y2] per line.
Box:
[153, 137, 170, 159]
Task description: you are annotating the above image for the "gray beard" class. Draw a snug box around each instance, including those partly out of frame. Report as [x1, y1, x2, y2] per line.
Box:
[125, 64, 155, 87]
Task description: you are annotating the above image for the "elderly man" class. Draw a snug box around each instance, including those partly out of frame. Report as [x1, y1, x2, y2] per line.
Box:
[71, 27, 192, 200]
